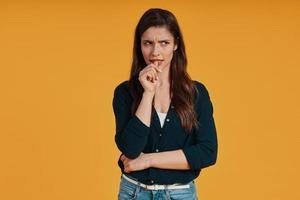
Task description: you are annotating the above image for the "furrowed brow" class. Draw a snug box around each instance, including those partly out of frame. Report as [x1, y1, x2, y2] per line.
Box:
[142, 39, 171, 42]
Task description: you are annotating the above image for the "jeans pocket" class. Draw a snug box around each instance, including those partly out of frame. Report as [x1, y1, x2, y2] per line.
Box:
[118, 177, 138, 200]
[167, 182, 198, 200]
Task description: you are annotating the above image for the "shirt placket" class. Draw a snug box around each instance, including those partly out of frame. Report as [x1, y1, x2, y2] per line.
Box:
[148, 104, 174, 184]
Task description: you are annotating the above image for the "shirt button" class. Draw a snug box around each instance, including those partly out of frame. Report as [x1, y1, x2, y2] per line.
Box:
[159, 134, 162, 137]
[155, 149, 159, 152]
[171, 105, 174, 109]
[166, 118, 170, 122]
[150, 180, 154, 184]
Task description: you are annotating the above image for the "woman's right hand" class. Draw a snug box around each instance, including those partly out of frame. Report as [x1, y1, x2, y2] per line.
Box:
[138, 61, 162, 94]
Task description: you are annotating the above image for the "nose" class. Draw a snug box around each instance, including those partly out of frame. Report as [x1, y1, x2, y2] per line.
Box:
[151, 43, 160, 57]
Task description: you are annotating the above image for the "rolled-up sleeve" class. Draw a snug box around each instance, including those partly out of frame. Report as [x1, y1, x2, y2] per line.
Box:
[182, 82, 218, 170]
[112, 83, 150, 159]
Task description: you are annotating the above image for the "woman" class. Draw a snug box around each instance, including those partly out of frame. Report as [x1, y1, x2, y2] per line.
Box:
[113, 8, 218, 200]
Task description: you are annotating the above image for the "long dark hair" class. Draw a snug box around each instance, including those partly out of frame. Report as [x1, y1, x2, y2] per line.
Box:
[129, 8, 199, 133]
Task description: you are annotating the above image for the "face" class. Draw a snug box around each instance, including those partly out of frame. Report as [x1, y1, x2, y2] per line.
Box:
[141, 26, 178, 71]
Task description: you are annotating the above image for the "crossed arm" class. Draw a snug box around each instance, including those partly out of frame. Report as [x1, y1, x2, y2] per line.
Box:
[114, 82, 218, 173]
[119, 91, 191, 172]
[120, 149, 190, 173]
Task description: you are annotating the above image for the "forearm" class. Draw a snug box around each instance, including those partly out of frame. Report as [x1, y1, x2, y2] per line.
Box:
[148, 149, 190, 170]
[135, 92, 154, 127]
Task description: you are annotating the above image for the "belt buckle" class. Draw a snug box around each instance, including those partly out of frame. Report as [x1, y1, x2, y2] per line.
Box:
[145, 184, 158, 190]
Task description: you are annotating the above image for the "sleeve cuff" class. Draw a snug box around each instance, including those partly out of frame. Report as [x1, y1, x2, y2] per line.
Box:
[182, 146, 202, 170]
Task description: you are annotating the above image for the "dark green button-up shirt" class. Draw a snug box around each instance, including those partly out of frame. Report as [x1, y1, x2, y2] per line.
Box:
[113, 80, 218, 185]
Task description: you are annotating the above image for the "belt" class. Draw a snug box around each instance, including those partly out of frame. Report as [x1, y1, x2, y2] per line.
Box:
[122, 174, 190, 190]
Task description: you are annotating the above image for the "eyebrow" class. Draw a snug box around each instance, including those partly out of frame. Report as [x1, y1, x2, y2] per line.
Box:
[142, 39, 171, 42]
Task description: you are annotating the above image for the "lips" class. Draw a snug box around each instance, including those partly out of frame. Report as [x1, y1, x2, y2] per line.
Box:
[150, 59, 164, 66]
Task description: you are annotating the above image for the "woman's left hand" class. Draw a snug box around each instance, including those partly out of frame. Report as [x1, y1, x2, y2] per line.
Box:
[120, 152, 151, 173]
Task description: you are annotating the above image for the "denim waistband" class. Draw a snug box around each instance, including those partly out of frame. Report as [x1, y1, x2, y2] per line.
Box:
[121, 173, 194, 190]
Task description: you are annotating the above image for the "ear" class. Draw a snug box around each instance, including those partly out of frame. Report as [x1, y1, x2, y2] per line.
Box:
[174, 44, 178, 51]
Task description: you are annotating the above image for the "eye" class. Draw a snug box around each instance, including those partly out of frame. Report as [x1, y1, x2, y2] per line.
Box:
[161, 41, 170, 46]
[143, 41, 151, 45]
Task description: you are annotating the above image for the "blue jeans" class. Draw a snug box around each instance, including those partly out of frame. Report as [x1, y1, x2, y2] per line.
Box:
[118, 175, 198, 200]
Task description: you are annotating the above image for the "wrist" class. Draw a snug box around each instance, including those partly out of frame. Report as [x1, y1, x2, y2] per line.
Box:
[146, 153, 155, 168]
[143, 91, 155, 99]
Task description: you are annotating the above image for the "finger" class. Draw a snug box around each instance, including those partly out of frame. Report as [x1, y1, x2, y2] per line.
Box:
[141, 67, 159, 82]
[144, 70, 155, 82]
[139, 68, 148, 77]
[149, 68, 159, 80]
[124, 162, 132, 172]
[121, 155, 129, 163]
[149, 67, 158, 76]
[123, 158, 129, 165]
[139, 67, 154, 78]
[144, 68, 158, 81]
[147, 70, 155, 82]
[139, 68, 159, 81]
[148, 70, 157, 82]
[146, 72, 154, 82]
[124, 166, 130, 173]
[140, 65, 158, 76]
[142, 63, 162, 74]
[149, 63, 162, 73]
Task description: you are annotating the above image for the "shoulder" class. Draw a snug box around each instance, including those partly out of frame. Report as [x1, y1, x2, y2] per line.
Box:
[192, 80, 214, 113]
[113, 80, 132, 101]
[192, 80, 210, 100]
[114, 80, 129, 93]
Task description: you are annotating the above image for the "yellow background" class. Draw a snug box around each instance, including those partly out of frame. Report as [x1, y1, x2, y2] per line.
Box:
[1, 1, 299, 199]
